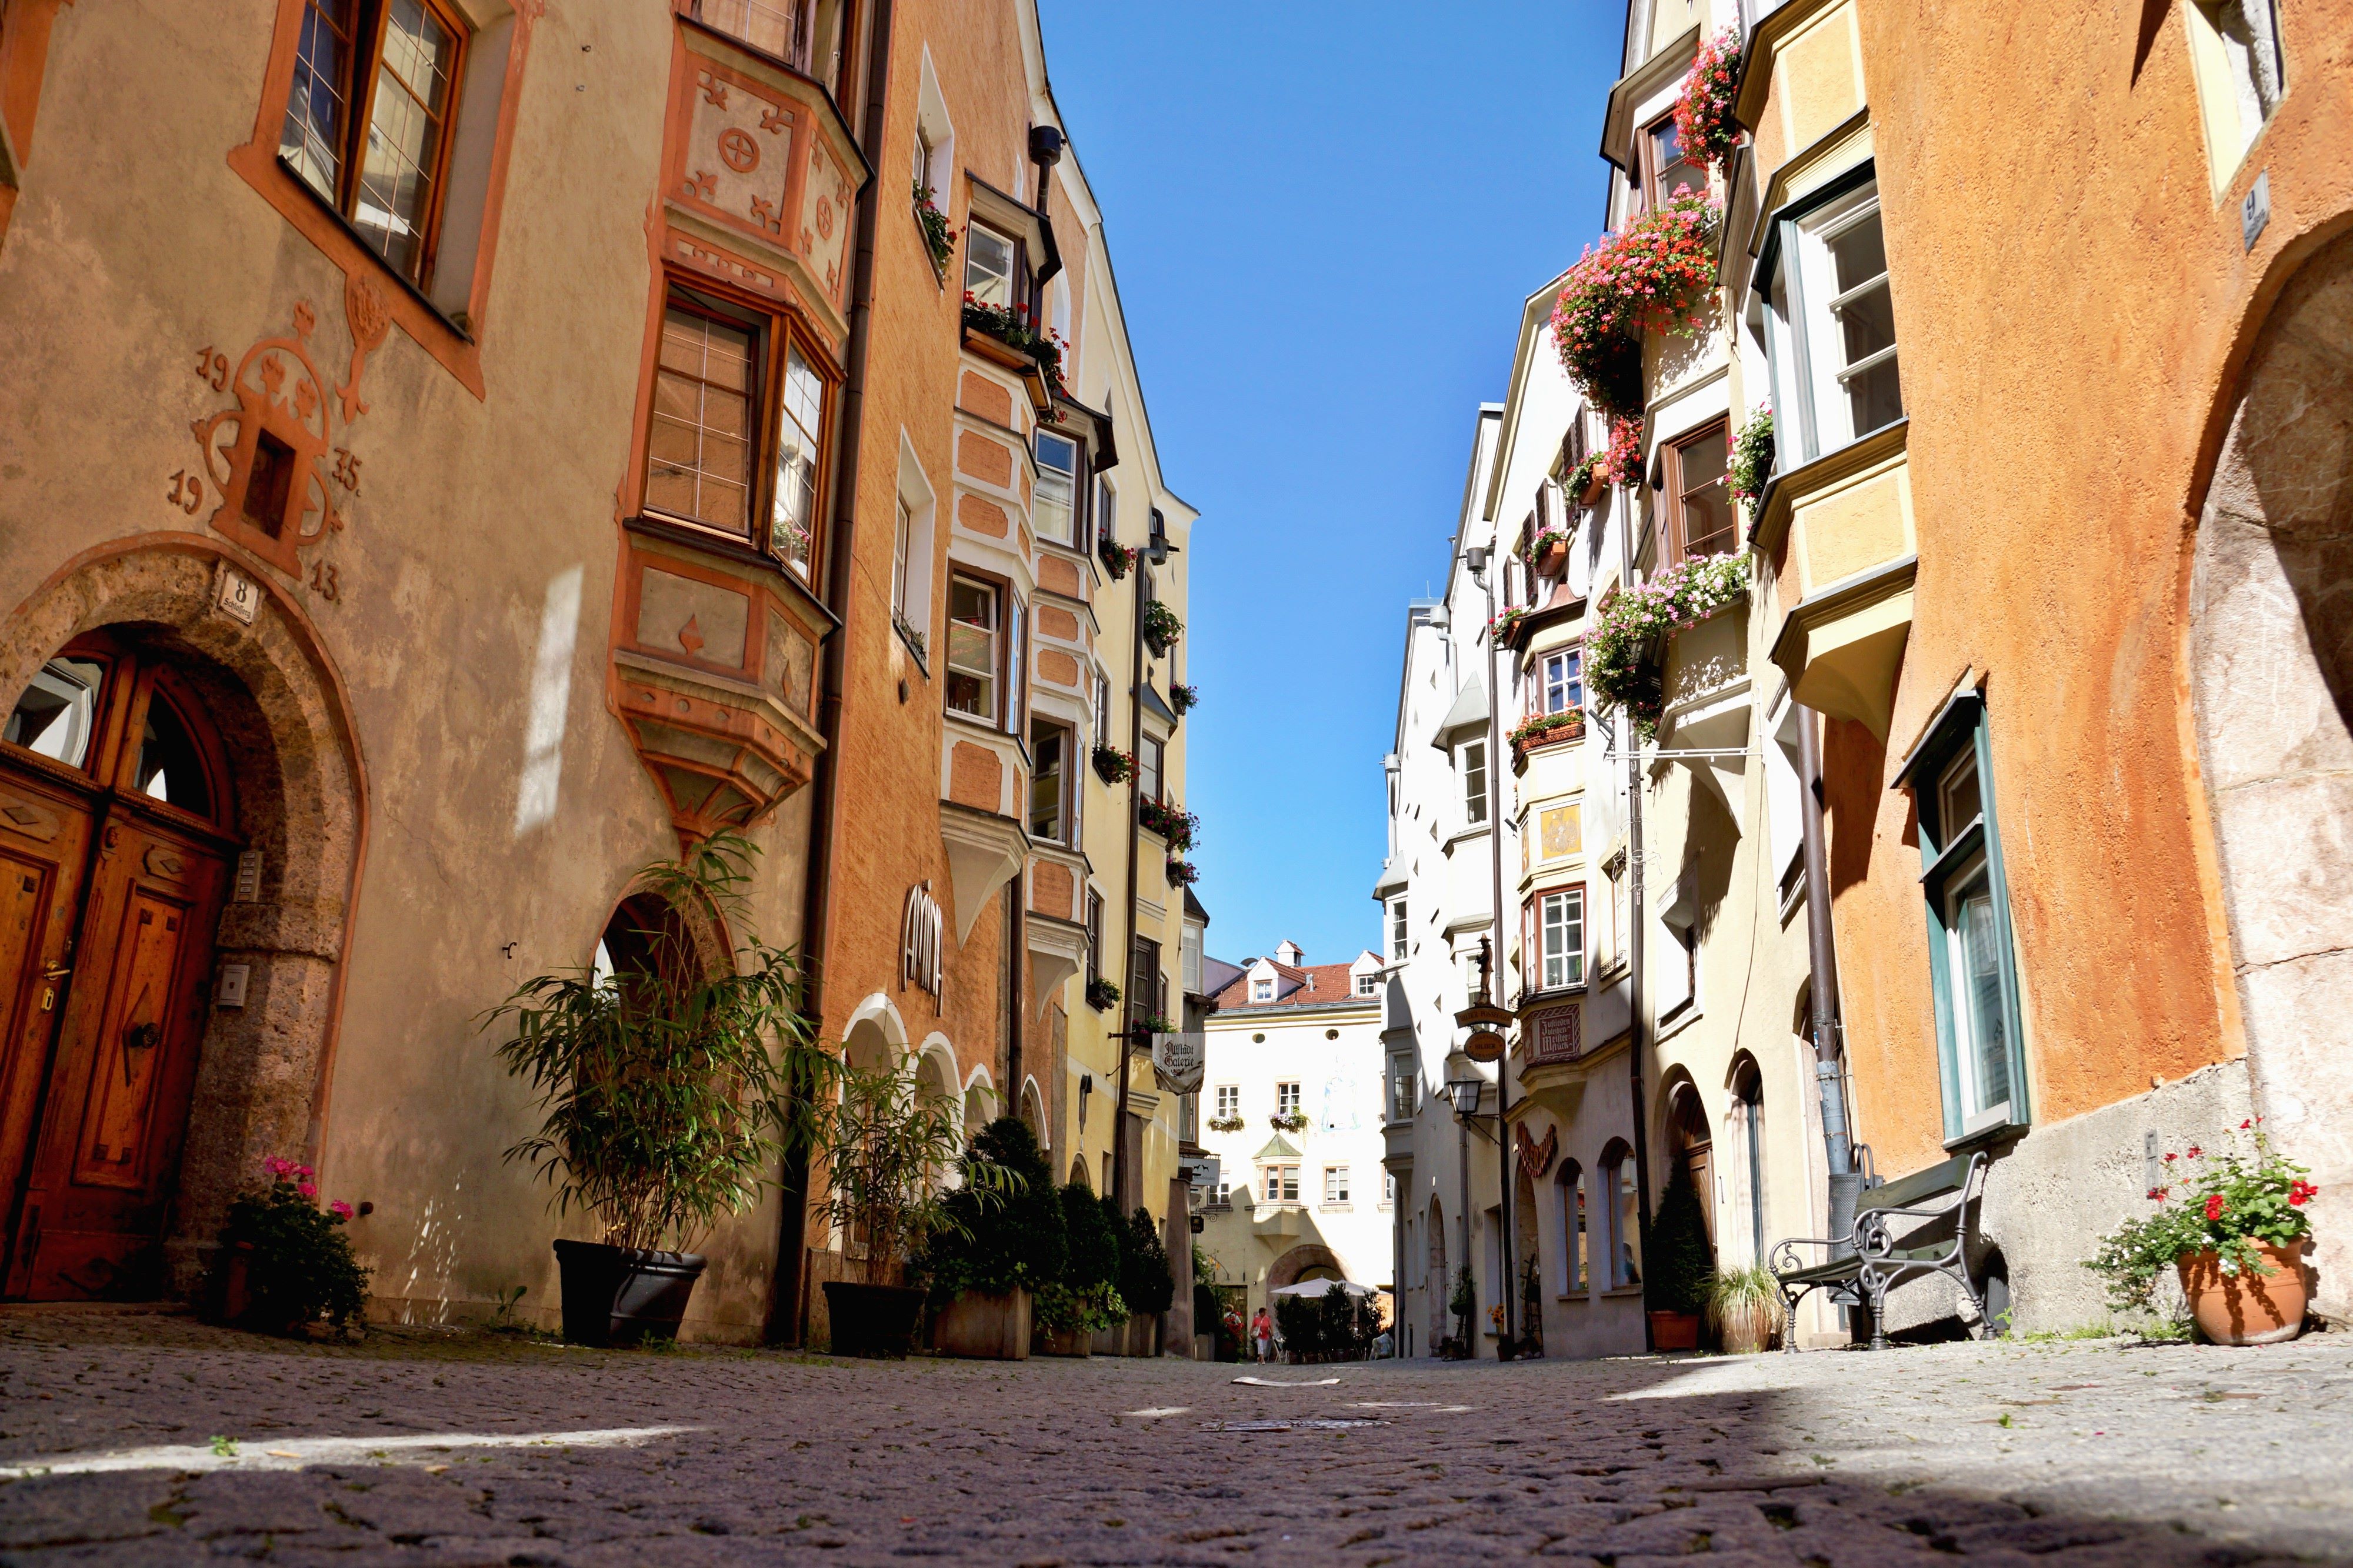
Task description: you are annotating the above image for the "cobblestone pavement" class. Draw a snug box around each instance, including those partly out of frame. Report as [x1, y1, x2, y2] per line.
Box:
[1, 1310, 2348, 1566]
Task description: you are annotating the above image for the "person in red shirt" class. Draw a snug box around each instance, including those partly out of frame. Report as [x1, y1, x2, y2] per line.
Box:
[1251, 1306, 1275, 1363]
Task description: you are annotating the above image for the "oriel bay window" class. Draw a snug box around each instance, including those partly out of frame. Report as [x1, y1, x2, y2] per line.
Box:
[1639, 111, 1705, 209]
[1262, 1164, 1299, 1204]
[965, 223, 1015, 306]
[1663, 420, 1734, 563]
[1763, 170, 1904, 466]
[280, 0, 467, 286]
[1895, 690, 2029, 1141]
[643, 286, 832, 579]
[945, 575, 1001, 722]
[1540, 648, 1582, 715]
[1034, 432, 1080, 548]
[1525, 886, 1585, 993]
[1029, 718, 1071, 843]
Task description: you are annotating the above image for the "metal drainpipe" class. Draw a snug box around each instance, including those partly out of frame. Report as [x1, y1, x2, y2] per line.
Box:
[1796, 705, 1862, 1240]
[1111, 520, 1158, 1213]
[1621, 481, 1655, 1354]
[772, 0, 892, 1349]
[1482, 562, 1515, 1358]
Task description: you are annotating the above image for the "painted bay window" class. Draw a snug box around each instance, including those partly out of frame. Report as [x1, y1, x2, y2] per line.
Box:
[1034, 431, 1079, 548]
[280, 0, 468, 286]
[1461, 739, 1489, 825]
[1533, 887, 1585, 991]
[646, 298, 758, 537]
[1262, 1164, 1299, 1204]
[945, 575, 1001, 722]
[1896, 690, 2029, 1140]
[1389, 897, 1408, 962]
[1664, 420, 1735, 563]
[690, 0, 849, 93]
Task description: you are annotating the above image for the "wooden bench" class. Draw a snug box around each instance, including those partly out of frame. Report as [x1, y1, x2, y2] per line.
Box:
[1768, 1150, 1989, 1350]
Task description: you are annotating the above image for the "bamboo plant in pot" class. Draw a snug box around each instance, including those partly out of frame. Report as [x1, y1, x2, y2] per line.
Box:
[484, 833, 831, 1348]
[921, 1117, 1065, 1359]
[811, 1063, 1005, 1357]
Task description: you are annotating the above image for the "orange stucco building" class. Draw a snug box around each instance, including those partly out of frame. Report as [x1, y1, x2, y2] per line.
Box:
[1726, 0, 2352, 1327]
[0, 0, 1197, 1348]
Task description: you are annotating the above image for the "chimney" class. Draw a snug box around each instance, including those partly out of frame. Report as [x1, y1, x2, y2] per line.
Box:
[1275, 939, 1304, 967]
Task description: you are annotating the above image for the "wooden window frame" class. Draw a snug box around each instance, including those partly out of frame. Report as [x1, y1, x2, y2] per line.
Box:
[943, 570, 1006, 726]
[1028, 715, 1073, 845]
[1137, 732, 1165, 804]
[1660, 417, 1735, 565]
[1637, 109, 1708, 212]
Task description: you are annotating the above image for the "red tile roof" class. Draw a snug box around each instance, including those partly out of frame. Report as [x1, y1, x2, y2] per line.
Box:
[1208, 961, 1372, 1012]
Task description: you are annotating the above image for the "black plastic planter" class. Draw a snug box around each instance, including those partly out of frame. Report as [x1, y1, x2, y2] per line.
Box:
[822, 1281, 926, 1357]
[552, 1240, 707, 1347]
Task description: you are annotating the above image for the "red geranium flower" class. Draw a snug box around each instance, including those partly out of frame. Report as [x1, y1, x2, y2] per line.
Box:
[2289, 1180, 2318, 1207]
[2205, 1193, 2226, 1222]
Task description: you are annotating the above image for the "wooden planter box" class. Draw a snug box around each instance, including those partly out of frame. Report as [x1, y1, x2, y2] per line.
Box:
[935, 1288, 1032, 1359]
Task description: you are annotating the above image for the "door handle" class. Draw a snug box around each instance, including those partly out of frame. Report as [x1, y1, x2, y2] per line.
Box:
[41, 963, 69, 980]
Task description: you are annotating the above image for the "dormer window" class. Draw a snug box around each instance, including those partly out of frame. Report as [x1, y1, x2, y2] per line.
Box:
[1355, 973, 1378, 997]
[1251, 976, 1274, 1003]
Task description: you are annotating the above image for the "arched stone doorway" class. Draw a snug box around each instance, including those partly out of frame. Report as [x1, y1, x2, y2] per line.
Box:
[1723, 1052, 1767, 1268]
[1425, 1195, 1448, 1346]
[0, 541, 364, 1298]
[1267, 1242, 1341, 1292]
[2188, 229, 2353, 1316]
[1663, 1075, 1717, 1254]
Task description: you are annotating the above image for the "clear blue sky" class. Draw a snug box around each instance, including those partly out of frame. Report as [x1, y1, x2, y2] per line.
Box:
[1036, 2, 1625, 969]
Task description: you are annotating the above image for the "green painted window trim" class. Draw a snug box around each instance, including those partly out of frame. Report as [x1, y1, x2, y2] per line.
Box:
[1901, 691, 2031, 1145]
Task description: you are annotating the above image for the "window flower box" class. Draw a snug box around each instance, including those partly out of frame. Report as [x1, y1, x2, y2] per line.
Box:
[1138, 797, 1197, 851]
[1169, 682, 1199, 716]
[1568, 451, 1608, 510]
[1098, 538, 1135, 581]
[1522, 526, 1571, 579]
[1165, 857, 1200, 887]
[1488, 607, 1530, 648]
[1092, 745, 1134, 785]
[1508, 710, 1585, 767]
[1268, 1112, 1309, 1134]
[1587, 554, 1749, 742]
[1205, 1116, 1245, 1134]
[1549, 194, 1720, 421]
[1142, 599, 1183, 658]
[961, 295, 1068, 411]
[1085, 976, 1121, 1012]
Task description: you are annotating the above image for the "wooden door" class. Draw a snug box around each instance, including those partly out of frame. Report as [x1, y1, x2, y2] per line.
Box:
[1, 638, 237, 1300]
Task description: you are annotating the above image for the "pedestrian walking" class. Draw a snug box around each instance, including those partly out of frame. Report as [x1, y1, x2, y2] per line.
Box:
[1251, 1306, 1274, 1363]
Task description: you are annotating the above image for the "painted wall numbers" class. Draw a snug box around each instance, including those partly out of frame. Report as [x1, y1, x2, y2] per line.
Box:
[308, 559, 342, 602]
[165, 470, 205, 515]
[331, 448, 361, 492]
[194, 347, 231, 392]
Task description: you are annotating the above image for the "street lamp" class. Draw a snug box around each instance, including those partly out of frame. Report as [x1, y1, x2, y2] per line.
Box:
[1445, 1073, 1485, 1122]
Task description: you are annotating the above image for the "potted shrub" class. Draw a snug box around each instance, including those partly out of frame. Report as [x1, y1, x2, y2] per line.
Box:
[1118, 1205, 1176, 1355]
[1036, 1182, 1125, 1355]
[1644, 1163, 1713, 1352]
[2088, 1122, 2316, 1345]
[485, 833, 828, 1348]
[204, 1157, 368, 1339]
[1141, 599, 1184, 658]
[1274, 1291, 1323, 1364]
[1704, 1263, 1780, 1355]
[809, 1062, 999, 1358]
[923, 1117, 1066, 1359]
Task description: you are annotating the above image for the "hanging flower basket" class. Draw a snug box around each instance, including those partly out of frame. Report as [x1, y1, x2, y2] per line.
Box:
[1092, 744, 1134, 785]
[1729, 402, 1774, 511]
[1169, 682, 1199, 716]
[1672, 28, 1745, 179]
[1165, 858, 1201, 888]
[1549, 194, 1721, 421]
[1141, 599, 1184, 658]
[1586, 555, 1750, 742]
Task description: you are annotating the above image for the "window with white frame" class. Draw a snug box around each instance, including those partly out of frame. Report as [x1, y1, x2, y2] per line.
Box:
[1538, 888, 1585, 990]
[1214, 1084, 1238, 1120]
[1138, 733, 1164, 803]
[964, 223, 1014, 307]
[1034, 431, 1078, 547]
[1777, 186, 1902, 459]
[1276, 1082, 1301, 1117]
[1028, 719, 1069, 843]
[1461, 739, 1489, 825]
[1541, 649, 1582, 715]
[892, 499, 914, 622]
[1261, 1163, 1299, 1203]
[1355, 972, 1379, 997]
[1605, 1147, 1642, 1287]
[1389, 898, 1408, 962]
[1251, 975, 1273, 1003]
[1323, 1165, 1350, 1204]
[1389, 1058, 1415, 1122]
[1093, 669, 1111, 742]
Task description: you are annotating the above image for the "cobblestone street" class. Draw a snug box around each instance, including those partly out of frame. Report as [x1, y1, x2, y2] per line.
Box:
[1, 1312, 2347, 1565]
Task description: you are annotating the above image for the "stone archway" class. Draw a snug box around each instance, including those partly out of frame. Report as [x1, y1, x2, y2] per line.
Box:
[0, 538, 365, 1293]
[1267, 1242, 1342, 1293]
[2188, 229, 2353, 1319]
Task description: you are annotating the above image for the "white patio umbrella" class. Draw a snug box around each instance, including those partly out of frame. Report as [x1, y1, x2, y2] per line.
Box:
[1268, 1279, 1374, 1299]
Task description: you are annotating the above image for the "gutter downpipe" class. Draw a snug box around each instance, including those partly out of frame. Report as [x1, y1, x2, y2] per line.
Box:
[1797, 706, 1862, 1255]
[773, 0, 891, 1348]
[1482, 561, 1515, 1359]
[1111, 515, 1166, 1213]
[1621, 482, 1655, 1354]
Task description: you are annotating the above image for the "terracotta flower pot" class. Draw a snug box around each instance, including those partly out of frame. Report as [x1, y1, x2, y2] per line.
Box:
[1713, 1300, 1777, 1356]
[2177, 1239, 2308, 1346]
[1578, 473, 1607, 509]
[1535, 539, 1569, 577]
[1648, 1310, 1702, 1351]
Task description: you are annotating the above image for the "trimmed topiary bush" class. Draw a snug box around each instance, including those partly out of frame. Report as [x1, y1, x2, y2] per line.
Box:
[1121, 1206, 1175, 1316]
[1644, 1162, 1715, 1318]
[922, 1117, 1065, 1304]
[1036, 1180, 1126, 1333]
